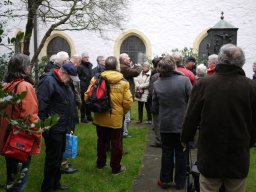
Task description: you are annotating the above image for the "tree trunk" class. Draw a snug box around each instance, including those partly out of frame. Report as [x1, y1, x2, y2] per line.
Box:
[23, 2, 36, 56]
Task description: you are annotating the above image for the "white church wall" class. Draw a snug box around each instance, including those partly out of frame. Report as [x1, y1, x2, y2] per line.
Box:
[1, 0, 256, 77]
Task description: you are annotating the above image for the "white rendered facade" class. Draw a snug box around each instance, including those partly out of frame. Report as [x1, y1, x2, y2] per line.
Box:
[2, 0, 256, 77]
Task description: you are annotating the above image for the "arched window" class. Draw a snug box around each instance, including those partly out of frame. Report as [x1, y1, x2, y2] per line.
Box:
[120, 36, 146, 64]
[47, 36, 71, 57]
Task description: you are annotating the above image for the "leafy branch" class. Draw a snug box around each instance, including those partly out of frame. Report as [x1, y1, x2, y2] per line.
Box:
[0, 83, 59, 133]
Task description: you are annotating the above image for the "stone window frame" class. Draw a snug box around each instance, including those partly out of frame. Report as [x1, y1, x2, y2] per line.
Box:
[114, 29, 152, 63]
[39, 31, 76, 60]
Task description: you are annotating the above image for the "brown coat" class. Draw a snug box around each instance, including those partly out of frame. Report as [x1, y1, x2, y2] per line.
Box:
[181, 64, 256, 179]
[120, 63, 142, 98]
[0, 79, 42, 155]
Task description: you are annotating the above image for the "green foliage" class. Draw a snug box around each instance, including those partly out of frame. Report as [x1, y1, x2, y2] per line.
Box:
[35, 56, 49, 78]
[161, 47, 208, 66]
[0, 82, 59, 133]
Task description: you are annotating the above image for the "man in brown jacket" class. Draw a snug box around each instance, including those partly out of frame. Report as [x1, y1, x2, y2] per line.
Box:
[119, 53, 142, 138]
[181, 44, 256, 192]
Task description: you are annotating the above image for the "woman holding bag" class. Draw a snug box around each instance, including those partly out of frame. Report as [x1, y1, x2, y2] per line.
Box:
[0, 53, 42, 192]
[134, 63, 152, 124]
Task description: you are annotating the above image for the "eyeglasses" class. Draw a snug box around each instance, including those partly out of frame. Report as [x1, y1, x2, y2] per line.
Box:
[63, 59, 70, 64]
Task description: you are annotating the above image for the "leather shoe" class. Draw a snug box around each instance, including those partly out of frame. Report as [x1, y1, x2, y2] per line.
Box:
[54, 184, 70, 190]
[61, 166, 78, 174]
[150, 143, 161, 148]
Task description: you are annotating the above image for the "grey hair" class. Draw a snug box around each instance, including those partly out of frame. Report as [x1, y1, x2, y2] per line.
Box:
[105, 56, 118, 70]
[157, 55, 176, 77]
[196, 64, 207, 78]
[81, 52, 89, 57]
[119, 53, 128, 64]
[172, 52, 183, 67]
[218, 44, 245, 67]
[208, 54, 218, 64]
[4, 53, 33, 83]
[142, 62, 150, 67]
[96, 55, 105, 63]
[55, 51, 69, 66]
[253, 61, 256, 65]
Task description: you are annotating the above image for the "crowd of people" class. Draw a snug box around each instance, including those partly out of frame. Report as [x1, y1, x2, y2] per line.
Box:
[0, 43, 256, 192]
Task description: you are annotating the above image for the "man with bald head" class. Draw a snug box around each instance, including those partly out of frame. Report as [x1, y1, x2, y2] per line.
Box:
[181, 44, 256, 192]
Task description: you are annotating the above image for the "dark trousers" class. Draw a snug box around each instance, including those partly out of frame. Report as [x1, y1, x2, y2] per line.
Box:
[80, 93, 92, 120]
[160, 133, 187, 186]
[138, 101, 152, 122]
[96, 126, 122, 172]
[5, 156, 31, 192]
[41, 132, 66, 192]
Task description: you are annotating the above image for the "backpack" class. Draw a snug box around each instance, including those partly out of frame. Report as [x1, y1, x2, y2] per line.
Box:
[86, 74, 112, 113]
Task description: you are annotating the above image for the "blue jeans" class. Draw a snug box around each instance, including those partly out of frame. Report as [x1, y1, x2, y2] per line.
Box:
[5, 156, 31, 192]
[123, 111, 130, 136]
[160, 133, 187, 186]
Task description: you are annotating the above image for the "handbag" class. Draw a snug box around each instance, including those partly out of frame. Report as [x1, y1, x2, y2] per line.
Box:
[2, 128, 36, 162]
[135, 73, 150, 99]
[1, 82, 36, 162]
[135, 88, 144, 98]
[64, 133, 78, 158]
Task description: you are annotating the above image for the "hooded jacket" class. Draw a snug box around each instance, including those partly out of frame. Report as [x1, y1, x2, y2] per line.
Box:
[84, 70, 133, 129]
[37, 70, 75, 133]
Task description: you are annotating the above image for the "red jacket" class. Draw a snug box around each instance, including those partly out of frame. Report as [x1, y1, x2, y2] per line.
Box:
[177, 67, 197, 86]
[0, 79, 42, 155]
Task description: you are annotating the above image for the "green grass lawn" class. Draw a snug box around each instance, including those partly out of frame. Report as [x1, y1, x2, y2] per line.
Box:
[0, 121, 148, 192]
[1, 103, 256, 191]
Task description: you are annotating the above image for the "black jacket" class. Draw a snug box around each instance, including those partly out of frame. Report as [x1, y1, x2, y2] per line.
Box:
[37, 70, 75, 133]
[181, 64, 256, 179]
[77, 61, 93, 93]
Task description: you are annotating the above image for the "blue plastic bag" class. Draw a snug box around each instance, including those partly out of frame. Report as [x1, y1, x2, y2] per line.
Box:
[64, 134, 78, 158]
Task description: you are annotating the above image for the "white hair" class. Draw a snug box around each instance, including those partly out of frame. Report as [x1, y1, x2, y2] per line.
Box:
[196, 64, 207, 78]
[55, 51, 69, 66]
[208, 54, 218, 64]
[49, 54, 57, 62]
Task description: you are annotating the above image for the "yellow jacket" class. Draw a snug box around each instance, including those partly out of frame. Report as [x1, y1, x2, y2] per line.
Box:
[84, 70, 133, 129]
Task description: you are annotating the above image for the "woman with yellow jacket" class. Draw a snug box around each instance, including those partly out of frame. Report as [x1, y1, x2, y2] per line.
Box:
[84, 56, 133, 175]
